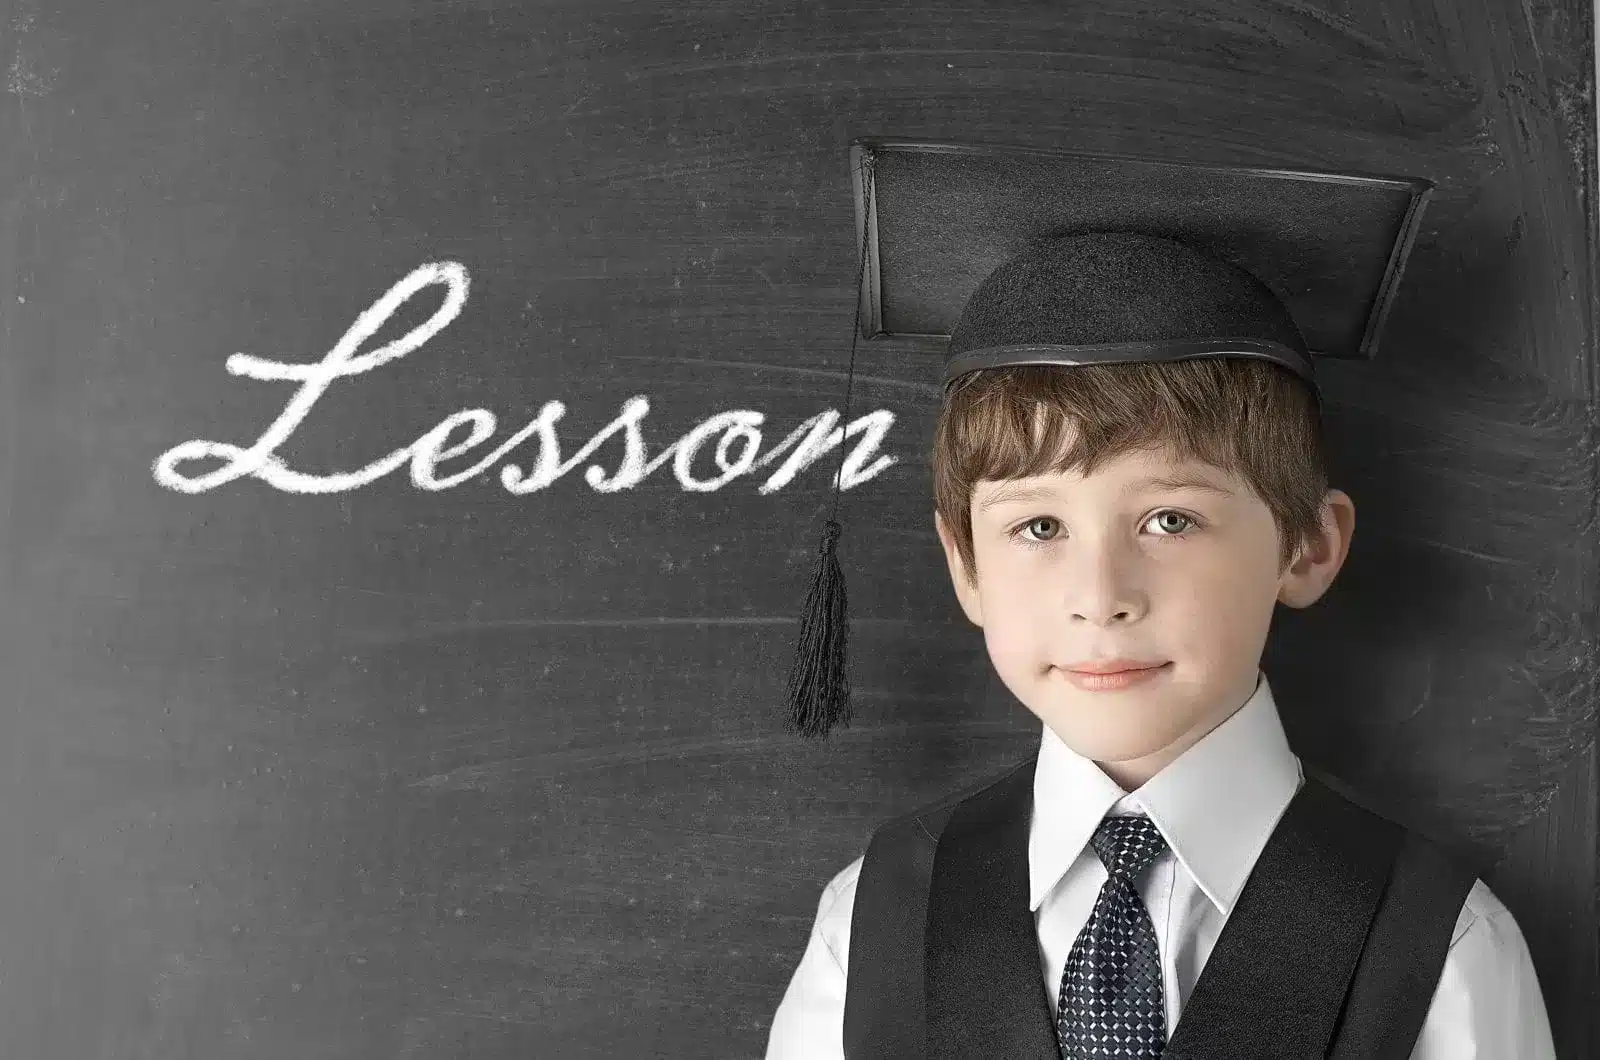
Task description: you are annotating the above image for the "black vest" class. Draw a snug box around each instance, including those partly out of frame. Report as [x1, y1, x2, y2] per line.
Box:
[842, 755, 1475, 1059]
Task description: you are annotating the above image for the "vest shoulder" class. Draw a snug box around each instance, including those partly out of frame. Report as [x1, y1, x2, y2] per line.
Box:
[1302, 767, 1481, 891]
[867, 753, 1036, 848]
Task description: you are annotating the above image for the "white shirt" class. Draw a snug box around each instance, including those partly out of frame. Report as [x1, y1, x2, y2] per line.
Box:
[766, 671, 1556, 1058]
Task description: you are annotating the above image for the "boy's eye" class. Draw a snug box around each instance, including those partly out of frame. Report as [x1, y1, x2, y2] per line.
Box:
[1150, 511, 1197, 535]
[1017, 517, 1062, 543]
[1009, 510, 1199, 547]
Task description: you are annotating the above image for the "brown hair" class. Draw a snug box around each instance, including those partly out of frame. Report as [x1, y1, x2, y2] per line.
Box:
[931, 358, 1330, 586]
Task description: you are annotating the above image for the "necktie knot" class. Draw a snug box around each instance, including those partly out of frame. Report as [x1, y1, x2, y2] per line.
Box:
[1090, 814, 1167, 884]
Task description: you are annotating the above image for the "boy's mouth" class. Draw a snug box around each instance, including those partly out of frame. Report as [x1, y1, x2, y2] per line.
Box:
[1057, 661, 1173, 692]
[1061, 658, 1168, 675]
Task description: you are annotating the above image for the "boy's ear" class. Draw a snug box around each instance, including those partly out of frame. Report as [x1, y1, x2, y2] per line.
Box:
[934, 509, 985, 627]
[1278, 488, 1356, 609]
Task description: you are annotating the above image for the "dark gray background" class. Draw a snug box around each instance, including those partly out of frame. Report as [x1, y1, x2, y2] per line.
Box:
[0, 0, 1594, 1056]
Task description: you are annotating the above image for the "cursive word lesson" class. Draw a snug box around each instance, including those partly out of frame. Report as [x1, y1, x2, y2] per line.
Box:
[152, 261, 897, 496]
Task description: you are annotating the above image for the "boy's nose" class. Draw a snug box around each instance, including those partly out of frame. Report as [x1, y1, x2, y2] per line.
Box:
[1061, 551, 1148, 624]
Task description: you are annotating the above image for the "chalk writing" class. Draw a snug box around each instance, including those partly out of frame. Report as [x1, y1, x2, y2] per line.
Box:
[152, 262, 897, 495]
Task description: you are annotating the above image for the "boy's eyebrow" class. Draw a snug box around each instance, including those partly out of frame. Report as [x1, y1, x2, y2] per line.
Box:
[978, 473, 1235, 513]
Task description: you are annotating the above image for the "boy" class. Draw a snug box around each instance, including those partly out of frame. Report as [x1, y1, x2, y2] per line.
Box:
[767, 141, 1556, 1058]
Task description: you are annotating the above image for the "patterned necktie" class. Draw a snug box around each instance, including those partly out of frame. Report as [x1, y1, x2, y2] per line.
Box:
[1056, 814, 1169, 1058]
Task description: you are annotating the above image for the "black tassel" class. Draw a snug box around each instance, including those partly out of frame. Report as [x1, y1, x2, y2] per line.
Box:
[786, 518, 852, 738]
[785, 149, 872, 740]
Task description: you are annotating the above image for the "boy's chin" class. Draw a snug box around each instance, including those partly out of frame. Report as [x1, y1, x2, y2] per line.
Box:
[1079, 731, 1185, 767]
[1033, 709, 1189, 763]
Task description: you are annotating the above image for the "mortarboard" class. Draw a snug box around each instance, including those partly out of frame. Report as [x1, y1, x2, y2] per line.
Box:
[786, 137, 1433, 740]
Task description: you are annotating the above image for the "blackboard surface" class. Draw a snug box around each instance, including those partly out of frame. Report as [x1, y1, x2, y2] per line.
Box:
[0, 1, 1595, 1056]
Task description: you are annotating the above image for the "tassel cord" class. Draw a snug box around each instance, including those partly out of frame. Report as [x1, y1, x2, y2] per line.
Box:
[785, 151, 875, 739]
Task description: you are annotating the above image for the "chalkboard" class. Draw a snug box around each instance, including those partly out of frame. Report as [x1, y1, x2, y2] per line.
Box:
[0, 1, 1594, 1056]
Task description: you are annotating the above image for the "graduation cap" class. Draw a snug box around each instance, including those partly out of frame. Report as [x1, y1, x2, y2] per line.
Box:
[785, 137, 1433, 740]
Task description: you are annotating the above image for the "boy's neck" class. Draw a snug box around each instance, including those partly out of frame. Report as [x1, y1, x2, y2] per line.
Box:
[1092, 672, 1260, 792]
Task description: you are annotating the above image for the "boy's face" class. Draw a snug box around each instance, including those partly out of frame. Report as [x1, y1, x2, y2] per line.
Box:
[934, 437, 1353, 791]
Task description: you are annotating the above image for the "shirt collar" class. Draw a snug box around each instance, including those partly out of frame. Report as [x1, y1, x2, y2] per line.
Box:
[1027, 669, 1304, 915]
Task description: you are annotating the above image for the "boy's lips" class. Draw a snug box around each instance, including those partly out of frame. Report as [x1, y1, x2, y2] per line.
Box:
[1061, 658, 1168, 674]
[1058, 661, 1173, 692]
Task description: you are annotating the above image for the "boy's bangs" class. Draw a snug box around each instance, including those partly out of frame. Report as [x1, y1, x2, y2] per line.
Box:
[945, 364, 1248, 489]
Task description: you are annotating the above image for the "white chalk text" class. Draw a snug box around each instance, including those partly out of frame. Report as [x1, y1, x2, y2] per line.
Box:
[152, 262, 896, 496]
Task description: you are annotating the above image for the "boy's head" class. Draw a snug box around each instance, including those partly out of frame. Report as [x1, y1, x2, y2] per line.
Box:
[931, 357, 1354, 789]
[784, 141, 1429, 749]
